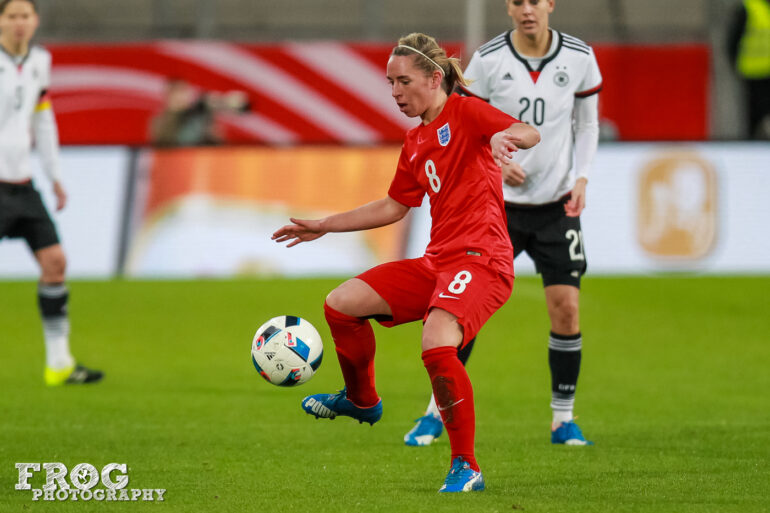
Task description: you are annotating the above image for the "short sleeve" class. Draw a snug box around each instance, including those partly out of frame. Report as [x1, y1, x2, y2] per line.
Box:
[461, 96, 519, 142]
[462, 52, 490, 100]
[387, 145, 424, 207]
[575, 48, 602, 98]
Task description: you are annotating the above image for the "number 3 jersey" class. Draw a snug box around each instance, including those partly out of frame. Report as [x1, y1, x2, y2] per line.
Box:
[0, 45, 59, 182]
[464, 30, 602, 205]
[388, 93, 518, 276]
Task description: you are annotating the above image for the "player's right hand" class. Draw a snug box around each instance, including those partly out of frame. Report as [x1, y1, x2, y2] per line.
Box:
[501, 160, 526, 187]
[272, 218, 326, 247]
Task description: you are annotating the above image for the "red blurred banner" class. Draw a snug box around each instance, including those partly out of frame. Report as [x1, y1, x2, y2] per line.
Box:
[47, 41, 709, 145]
[593, 44, 710, 141]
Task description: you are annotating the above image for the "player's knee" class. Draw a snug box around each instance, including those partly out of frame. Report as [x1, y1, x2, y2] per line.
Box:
[41, 251, 67, 281]
[325, 287, 352, 316]
[324, 284, 370, 320]
[552, 298, 579, 331]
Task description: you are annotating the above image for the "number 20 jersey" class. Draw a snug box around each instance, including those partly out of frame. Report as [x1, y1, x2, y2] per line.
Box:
[388, 93, 518, 276]
[464, 30, 602, 205]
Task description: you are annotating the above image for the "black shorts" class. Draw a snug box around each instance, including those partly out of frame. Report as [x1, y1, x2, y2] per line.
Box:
[0, 181, 60, 252]
[506, 197, 587, 288]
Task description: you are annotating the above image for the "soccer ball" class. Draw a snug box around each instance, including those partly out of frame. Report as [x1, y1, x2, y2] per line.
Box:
[251, 315, 323, 387]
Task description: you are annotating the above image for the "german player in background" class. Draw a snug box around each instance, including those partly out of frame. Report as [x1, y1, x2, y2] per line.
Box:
[405, 0, 601, 447]
[0, 0, 102, 385]
[273, 32, 539, 492]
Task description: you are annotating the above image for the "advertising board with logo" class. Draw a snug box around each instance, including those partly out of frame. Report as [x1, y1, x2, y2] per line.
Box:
[1, 144, 767, 279]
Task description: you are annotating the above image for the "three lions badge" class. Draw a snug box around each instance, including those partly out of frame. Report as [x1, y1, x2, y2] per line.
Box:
[437, 123, 451, 146]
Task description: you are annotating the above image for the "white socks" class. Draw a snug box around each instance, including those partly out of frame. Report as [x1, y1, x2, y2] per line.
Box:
[425, 393, 441, 419]
[42, 316, 74, 370]
[552, 409, 573, 427]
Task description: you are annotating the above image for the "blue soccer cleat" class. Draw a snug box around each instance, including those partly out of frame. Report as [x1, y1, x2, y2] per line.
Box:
[551, 420, 593, 445]
[404, 414, 443, 446]
[439, 457, 485, 493]
[301, 387, 382, 425]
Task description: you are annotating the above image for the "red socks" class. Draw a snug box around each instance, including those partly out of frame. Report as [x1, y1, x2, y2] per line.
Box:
[323, 302, 379, 407]
[324, 302, 478, 470]
[422, 346, 478, 471]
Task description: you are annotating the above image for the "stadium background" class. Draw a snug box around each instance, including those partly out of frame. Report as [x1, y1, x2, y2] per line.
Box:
[1, 1, 768, 511]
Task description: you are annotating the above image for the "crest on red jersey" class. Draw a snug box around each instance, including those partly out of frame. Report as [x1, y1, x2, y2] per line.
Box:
[437, 123, 451, 146]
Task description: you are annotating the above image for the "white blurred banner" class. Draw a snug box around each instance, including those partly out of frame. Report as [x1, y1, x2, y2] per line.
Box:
[0, 147, 129, 279]
[1, 143, 768, 279]
[409, 142, 770, 275]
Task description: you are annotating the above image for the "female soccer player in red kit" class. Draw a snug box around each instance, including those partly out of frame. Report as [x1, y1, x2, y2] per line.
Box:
[273, 32, 540, 492]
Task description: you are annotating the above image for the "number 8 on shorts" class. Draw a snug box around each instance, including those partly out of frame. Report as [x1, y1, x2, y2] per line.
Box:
[448, 270, 472, 294]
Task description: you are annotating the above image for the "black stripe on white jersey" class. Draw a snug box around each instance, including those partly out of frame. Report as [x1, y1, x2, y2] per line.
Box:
[480, 41, 507, 57]
[561, 34, 590, 50]
[562, 42, 590, 55]
[479, 33, 506, 52]
[479, 36, 507, 56]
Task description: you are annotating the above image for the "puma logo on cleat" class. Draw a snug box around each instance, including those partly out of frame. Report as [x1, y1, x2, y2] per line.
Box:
[305, 398, 334, 418]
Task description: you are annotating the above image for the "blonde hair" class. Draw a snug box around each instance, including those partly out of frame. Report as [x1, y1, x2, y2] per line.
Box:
[392, 33, 469, 94]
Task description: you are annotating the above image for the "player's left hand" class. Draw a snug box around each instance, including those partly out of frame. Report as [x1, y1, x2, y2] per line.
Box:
[564, 178, 587, 217]
[490, 131, 522, 167]
[53, 181, 67, 211]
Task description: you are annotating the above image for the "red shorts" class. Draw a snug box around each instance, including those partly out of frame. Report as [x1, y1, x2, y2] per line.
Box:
[356, 256, 513, 346]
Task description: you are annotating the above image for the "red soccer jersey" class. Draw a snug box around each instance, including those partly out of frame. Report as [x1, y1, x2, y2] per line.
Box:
[388, 93, 517, 276]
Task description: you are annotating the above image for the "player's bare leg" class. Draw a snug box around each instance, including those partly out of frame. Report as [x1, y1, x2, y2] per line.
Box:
[35, 244, 102, 386]
[545, 284, 591, 445]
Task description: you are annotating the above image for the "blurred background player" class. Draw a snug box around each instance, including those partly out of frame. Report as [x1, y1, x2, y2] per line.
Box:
[149, 78, 250, 147]
[0, 0, 102, 385]
[727, 0, 770, 139]
[405, 0, 600, 447]
[273, 32, 539, 492]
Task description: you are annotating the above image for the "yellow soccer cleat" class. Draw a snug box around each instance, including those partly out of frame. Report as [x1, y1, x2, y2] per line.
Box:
[45, 364, 104, 386]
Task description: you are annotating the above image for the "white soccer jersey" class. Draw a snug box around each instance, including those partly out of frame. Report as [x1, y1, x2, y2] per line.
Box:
[0, 45, 60, 182]
[464, 30, 602, 204]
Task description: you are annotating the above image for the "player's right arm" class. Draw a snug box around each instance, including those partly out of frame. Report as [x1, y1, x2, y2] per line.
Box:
[272, 197, 410, 248]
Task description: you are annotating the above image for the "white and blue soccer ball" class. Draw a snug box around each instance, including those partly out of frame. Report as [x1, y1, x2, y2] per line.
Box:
[251, 315, 323, 387]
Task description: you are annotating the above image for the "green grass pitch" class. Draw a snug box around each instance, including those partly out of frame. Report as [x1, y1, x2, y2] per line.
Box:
[1, 276, 768, 512]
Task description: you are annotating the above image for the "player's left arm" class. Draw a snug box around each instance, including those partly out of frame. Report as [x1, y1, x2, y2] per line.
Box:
[566, 47, 602, 217]
[33, 56, 66, 210]
[565, 93, 599, 217]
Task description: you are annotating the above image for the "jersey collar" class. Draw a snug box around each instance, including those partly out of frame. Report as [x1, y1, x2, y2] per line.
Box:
[0, 42, 32, 69]
[506, 29, 563, 73]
